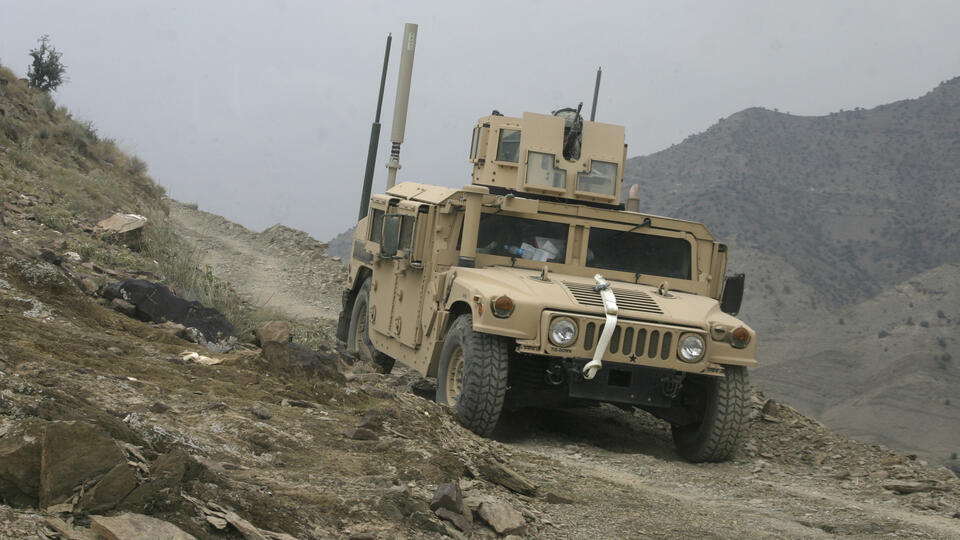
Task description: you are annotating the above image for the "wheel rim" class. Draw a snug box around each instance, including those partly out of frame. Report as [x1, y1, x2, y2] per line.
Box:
[444, 346, 465, 406]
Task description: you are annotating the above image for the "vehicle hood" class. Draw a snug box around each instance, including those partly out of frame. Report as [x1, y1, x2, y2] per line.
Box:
[451, 266, 739, 330]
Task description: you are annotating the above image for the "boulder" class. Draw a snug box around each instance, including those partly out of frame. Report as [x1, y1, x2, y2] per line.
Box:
[39, 421, 126, 508]
[121, 448, 203, 512]
[0, 418, 46, 507]
[261, 342, 344, 381]
[431, 482, 472, 534]
[430, 482, 469, 517]
[254, 320, 291, 345]
[250, 404, 272, 420]
[91, 513, 195, 540]
[101, 279, 235, 349]
[477, 501, 525, 535]
[95, 214, 147, 251]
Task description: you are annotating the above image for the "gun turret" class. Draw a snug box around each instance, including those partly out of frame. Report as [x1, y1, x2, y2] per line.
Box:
[467, 107, 626, 207]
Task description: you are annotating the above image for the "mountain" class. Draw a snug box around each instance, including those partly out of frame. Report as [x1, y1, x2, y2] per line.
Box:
[624, 77, 960, 330]
[623, 77, 960, 464]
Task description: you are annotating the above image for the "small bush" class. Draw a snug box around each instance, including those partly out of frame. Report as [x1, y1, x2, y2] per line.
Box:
[30, 205, 73, 232]
[32, 92, 56, 115]
[129, 156, 148, 176]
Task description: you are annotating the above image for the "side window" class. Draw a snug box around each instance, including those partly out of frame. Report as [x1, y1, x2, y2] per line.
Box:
[369, 209, 384, 243]
[496, 129, 521, 163]
[399, 215, 415, 253]
[469, 126, 480, 159]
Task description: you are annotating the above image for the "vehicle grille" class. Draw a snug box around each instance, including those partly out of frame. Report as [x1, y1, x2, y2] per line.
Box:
[563, 282, 663, 314]
[581, 322, 676, 362]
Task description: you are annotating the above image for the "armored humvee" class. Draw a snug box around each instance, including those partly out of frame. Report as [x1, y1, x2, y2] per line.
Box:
[338, 105, 756, 462]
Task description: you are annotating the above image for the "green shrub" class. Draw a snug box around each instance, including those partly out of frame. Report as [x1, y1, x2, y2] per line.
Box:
[27, 35, 66, 92]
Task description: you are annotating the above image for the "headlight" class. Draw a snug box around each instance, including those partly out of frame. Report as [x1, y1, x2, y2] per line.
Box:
[549, 318, 577, 347]
[678, 334, 705, 363]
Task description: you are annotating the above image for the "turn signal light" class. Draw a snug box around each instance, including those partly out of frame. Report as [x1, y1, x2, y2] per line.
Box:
[491, 295, 515, 318]
[731, 326, 751, 349]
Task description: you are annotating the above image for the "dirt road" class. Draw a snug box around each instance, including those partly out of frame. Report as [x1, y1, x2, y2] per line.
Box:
[169, 200, 343, 320]
[164, 206, 960, 538]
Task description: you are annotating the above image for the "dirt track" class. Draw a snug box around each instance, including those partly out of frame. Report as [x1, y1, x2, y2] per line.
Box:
[169, 201, 343, 320]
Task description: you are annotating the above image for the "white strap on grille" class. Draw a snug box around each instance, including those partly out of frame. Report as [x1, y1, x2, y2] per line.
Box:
[583, 274, 618, 380]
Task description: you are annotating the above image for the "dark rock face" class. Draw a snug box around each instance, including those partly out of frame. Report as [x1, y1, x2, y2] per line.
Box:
[0, 418, 45, 507]
[101, 279, 235, 345]
[79, 462, 138, 513]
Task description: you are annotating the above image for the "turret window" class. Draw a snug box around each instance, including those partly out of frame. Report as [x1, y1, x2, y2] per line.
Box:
[496, 129, 521, 163]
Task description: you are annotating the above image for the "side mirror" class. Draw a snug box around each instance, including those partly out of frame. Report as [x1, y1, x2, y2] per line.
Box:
[720, 274, 745, 316]
[380, 214, 402, 258]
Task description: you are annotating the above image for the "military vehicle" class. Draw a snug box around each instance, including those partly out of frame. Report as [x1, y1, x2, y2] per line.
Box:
[338, 25, 756, 462]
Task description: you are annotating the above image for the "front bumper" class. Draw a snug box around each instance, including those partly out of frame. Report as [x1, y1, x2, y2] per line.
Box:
[515, 310, 735, 376]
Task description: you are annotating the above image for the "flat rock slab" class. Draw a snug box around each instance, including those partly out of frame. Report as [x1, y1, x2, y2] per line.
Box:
[478, 501, 525, 535]
[478, 460, 537, 496]
[91, 513, 195, 540]
[883, 480, 938, 494]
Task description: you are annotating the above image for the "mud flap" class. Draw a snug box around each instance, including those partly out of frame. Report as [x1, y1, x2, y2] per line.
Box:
[336, 290, 353, 343]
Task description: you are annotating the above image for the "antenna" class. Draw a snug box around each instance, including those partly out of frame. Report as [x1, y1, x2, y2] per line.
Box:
[385, 23, 419, 189]
[358, 33, 392, 220]
[590, 66, 602, 121]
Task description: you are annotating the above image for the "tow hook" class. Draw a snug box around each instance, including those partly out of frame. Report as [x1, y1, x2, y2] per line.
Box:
[661, 372, 684, 398]
[544, 362, 566, 386]
[583, 274, 618, 380]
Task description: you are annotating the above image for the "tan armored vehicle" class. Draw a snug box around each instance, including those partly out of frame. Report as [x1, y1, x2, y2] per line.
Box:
[338, 27, 756, 462]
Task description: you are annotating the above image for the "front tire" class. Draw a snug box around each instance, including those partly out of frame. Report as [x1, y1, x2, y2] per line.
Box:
[346, 278, 395, 374]
[436, 314, 509, 436]
[671, 365, 748, 462]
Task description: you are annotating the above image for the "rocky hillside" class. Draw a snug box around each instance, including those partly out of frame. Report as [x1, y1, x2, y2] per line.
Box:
[760, 263, 960, 467]
[624, 76, 960, 329]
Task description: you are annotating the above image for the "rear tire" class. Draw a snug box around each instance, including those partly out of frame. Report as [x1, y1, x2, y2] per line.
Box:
[437, 314, 509, 436]
[346, 278, 395, 374]
[671, 365, 748, 462]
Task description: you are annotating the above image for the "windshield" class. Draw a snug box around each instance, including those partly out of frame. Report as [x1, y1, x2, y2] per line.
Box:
[475, 213, 568, 262]
[588, 227, 691, 280]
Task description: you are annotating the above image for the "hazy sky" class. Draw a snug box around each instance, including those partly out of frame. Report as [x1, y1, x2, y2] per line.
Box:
[2, 1, 959, 240]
